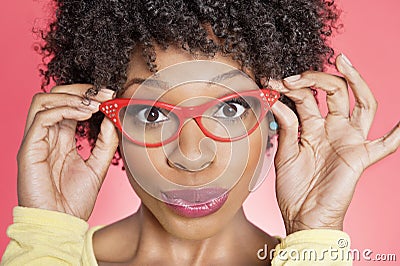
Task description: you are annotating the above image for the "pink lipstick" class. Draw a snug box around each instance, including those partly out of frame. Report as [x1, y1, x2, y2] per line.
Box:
[161, 188, 228, 218]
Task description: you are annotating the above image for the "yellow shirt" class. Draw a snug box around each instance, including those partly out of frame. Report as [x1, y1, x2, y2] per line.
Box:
[1, 207, 352, 265]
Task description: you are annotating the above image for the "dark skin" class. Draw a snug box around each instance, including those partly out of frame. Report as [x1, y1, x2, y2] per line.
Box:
[92, 45, 397, 265]
[94, 207, 277, 265]
[17, 40, 399, 265]
[93, 45, 279, 265]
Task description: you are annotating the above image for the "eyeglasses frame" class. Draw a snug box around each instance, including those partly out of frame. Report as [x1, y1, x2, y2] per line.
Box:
[100, 88, 280, 147]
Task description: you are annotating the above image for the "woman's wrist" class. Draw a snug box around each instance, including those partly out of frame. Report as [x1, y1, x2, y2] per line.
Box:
[285, 219, 344, 235]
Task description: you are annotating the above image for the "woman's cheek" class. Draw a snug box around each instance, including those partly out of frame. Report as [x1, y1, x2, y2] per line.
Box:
[117, 119, 268, 239]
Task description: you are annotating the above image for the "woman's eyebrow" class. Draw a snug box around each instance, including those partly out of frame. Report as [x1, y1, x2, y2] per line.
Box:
[121, 69, 248, 96]
[210, 69, 248, 83]
[124, 77, 168, 89]
[120, 78, 169, 96]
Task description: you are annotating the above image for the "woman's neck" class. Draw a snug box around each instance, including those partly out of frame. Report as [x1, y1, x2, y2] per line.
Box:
[94, 203, 277, 265]
[131, 204, 274, 265]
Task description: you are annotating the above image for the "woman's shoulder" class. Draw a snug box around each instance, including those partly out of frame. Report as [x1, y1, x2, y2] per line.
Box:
[92, 212, 141, 263]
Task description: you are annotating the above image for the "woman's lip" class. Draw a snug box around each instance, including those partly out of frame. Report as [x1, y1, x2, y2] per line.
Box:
[162, 188, 229, 218]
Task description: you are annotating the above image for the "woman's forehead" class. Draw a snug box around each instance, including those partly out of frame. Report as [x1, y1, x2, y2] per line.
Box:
[121, 60, 258, 100]
[120, 43, 257, 98]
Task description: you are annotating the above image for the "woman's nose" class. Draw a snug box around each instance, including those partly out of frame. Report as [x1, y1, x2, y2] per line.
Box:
[167, 119, 216, 172]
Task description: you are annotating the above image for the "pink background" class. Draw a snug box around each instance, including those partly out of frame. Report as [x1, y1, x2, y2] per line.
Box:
[1, 1, 399, 264]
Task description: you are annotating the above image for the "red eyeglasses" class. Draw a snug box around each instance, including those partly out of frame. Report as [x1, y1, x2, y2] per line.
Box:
[100, 88, 280, 147]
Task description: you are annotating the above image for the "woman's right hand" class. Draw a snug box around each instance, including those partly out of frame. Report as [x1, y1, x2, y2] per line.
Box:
[17, 84, 119, 221]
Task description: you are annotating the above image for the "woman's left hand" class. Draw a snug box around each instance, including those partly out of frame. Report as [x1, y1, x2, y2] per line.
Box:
[270, 54, 400, 235]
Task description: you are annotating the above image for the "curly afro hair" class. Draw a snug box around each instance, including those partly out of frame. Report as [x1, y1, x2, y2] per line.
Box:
[37, 0, 340, 165]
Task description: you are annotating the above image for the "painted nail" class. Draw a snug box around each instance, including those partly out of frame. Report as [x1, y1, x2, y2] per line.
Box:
[89, 100, 101, 109]
[341, 53, 353, 67]
[284, 74, 301, 83]
[99, 88, 116, 98]
[81, 97, 91, 106]
[77, 107, 93, 113]
[268, 79, 290, 93]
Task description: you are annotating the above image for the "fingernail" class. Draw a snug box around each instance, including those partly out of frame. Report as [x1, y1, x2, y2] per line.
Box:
[100, 88, 116, 98]
[77, 107, 93, 113]
[284, 74, 301, 83]
[81, 97, 91, 106]
[81, 98, 100, 109]
[89, 100, 100, 109]
[341, 53, 353, 67]
[268, 79, 290, 93]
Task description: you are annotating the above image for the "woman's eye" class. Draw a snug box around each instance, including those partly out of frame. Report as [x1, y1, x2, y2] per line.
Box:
[213, 100, 248, 119]
[137, 106, 169, 124]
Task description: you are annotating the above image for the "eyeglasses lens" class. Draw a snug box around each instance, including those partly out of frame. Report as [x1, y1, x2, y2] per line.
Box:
[119, 95, 262, 145]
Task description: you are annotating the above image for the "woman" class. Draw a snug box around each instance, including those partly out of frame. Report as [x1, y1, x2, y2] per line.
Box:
[2, 0, 399, 265]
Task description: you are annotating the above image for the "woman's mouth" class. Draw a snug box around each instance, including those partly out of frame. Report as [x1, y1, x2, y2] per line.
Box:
[161, 188, 229, 218]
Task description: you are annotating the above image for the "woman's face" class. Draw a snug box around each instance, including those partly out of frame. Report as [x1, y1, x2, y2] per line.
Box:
[118, 44, 270, 240]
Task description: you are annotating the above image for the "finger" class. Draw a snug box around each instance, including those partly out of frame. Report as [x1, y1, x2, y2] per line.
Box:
[270, 100, 300, 162]
[270, 80, 322, 141]
[85, 116, 119, 185]
[365, 122, 400, 166]
[50, 84, 115, 102]
[24, 92, 101, 137]
[336, 54, 378, 138]
[283, 70, 350, 118]
[23, 106, 96, 145]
